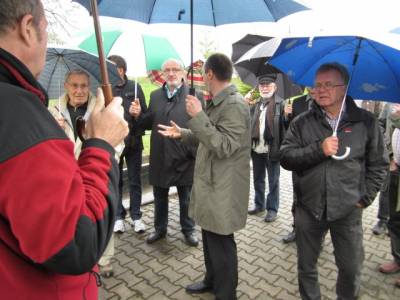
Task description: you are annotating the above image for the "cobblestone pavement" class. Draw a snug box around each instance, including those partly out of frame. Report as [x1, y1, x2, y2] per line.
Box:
[100, 168, 400, 300]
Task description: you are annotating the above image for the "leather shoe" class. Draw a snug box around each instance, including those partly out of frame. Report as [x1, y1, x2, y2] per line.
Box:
[264, 210, 277, 222]
[186, 281, 213, 294]
[184, 233, 199, 247]
[146, 231, 166, 244]
[379, 261, 400, 274]
[248, 207, 263, 215]
[282, 230, 296, 243]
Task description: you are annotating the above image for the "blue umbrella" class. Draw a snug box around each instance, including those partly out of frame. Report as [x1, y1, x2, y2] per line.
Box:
[73, 0, 309, 94]
[391, 27, 400, 34]
[269, 35, 400, 159]
[74, 0, 309, 25]
[269, 36, 400, 102]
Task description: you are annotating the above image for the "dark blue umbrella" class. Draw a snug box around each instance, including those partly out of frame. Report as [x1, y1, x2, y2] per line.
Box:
[269, 35, 400, 160]
[39, 47, 120, 100]
[73, 0, 309, 94]
[74, 0, 309, 25]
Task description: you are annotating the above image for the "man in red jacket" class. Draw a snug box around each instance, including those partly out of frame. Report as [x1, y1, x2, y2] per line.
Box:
[0, 1, 128, 299]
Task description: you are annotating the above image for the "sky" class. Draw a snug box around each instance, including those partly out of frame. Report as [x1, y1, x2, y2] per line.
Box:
[45, 0, 400, 76]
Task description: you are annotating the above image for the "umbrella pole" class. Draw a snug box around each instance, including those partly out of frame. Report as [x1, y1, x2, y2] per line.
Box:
[90, 0, 113, 105]
[189, 0, 195, 95]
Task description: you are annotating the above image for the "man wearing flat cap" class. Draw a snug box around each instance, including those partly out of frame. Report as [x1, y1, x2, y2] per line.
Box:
[248, 74, 287, 222]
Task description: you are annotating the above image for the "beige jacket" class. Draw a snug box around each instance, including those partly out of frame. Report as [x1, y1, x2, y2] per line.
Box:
[49, 93, 123, 159]
[181, 84, 251, 235]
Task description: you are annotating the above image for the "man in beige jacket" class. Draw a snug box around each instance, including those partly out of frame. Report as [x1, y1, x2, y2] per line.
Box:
[49, 69, 120, 277]
[158, 53, 251, 300]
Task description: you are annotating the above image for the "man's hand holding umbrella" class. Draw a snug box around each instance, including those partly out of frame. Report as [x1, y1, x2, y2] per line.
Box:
[129, 99, 141, 119]
[85, 88, 129, 147]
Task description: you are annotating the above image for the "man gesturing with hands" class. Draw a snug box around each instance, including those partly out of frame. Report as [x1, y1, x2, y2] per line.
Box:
[158, 53, 251, 300]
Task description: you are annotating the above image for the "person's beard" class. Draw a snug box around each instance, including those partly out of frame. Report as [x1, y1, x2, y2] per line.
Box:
[261, 91, 274, 99]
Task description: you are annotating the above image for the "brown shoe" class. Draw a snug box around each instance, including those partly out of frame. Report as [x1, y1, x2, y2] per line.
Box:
[379, 261, 400, 274]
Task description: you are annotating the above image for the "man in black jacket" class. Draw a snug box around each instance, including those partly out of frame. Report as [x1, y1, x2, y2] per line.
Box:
[131, 58, 199, 247]
[280, 63, 388, 299]
[281, 89, 314, 243]
[247, 74, 287, 222]
[108, 55, 148, 234]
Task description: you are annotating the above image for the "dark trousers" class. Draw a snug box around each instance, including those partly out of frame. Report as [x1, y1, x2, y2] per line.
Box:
[202, 229, 238, 300]
[388, 170, 400, 264]
[153, 185, 194, 235]
[377, 170, 390, 223]
[251, 151, 280, 212]
[117, 145, 143, 221]
[295, 206, 364, 300]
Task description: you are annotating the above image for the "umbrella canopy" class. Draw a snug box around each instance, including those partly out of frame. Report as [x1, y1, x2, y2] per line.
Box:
[73, 0, 309, 93]
[269, 36, 400, 102]
[39, 47, 120, 99]
[231, 34, 270, 62]
[232, 36, 302, 98]
[74, 0, 309, 25]
[77, 30, 182, 74]
[78, 29, 122, 56]
[391, 27, 400, 34]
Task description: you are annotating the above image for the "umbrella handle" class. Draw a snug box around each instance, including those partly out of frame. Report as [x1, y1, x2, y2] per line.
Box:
[331, 132, 351, 160]
[332, 147, 351, 160]
[102, 83, 113, 106]
[189, 87, 195, 96]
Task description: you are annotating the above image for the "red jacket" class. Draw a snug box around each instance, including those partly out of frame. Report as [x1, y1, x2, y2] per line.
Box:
[0, 49, 119, 299]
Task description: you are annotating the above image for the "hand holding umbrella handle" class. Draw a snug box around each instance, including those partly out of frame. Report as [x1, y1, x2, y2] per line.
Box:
[331, 132, 351, 160]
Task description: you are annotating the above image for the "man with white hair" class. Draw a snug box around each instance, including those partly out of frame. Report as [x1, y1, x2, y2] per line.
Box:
[247, 74, 287, 222]
[132, 58, 200, 246]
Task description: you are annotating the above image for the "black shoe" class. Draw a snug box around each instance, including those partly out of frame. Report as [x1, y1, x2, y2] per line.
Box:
[184, 233, 199, 247]
[372, 221, 387, 235]
[146, 231, 166, 244]
[248, 207, 263, 215]
[264, 210, 277, 222]
[186, 281, 213, 294]
[282, 230, 296, 243]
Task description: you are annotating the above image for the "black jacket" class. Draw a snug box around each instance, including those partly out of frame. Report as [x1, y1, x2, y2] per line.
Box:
[113, 76, 147, 149]
[250, 94, 287, 161]
[280, 97, 389, 221]
[140, 83, 200, 187]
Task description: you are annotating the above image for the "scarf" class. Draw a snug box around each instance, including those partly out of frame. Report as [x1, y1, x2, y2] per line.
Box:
[251, 97, 275, 147]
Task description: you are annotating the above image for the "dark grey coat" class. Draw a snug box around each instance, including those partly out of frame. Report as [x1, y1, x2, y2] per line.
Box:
[140, 83, 198, 188]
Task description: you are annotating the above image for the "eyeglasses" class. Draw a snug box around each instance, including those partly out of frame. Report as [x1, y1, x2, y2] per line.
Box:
[163, 68, 182, 74]
[314, 82, 345, 91]
[68, 83, 89, 90]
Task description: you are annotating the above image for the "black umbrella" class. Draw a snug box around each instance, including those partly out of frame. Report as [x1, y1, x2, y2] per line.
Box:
[231, 34, 271, 62]
[232, 35, 302, 98]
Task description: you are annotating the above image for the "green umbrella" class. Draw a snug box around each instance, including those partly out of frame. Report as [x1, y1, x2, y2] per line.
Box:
[78, 29, 122, 57]
[142, 34, 182, 71]
[78, 30, 182, 73]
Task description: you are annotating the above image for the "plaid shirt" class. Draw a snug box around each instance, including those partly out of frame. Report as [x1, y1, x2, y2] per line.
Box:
[322, 102, 346, 130]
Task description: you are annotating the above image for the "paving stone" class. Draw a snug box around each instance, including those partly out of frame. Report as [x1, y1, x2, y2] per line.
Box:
[99, 168, 398, 299]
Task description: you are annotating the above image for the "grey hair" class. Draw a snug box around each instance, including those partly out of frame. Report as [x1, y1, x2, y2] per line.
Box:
[0, 0, 43, 35]
[316, 62, 350, 85]
[64, 69, 90, 83]
[161, 58, 185, 71]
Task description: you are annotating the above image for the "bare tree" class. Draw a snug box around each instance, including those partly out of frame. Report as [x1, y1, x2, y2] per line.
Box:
[43, 0, 83, 45]
[198, 30, 217, 60]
